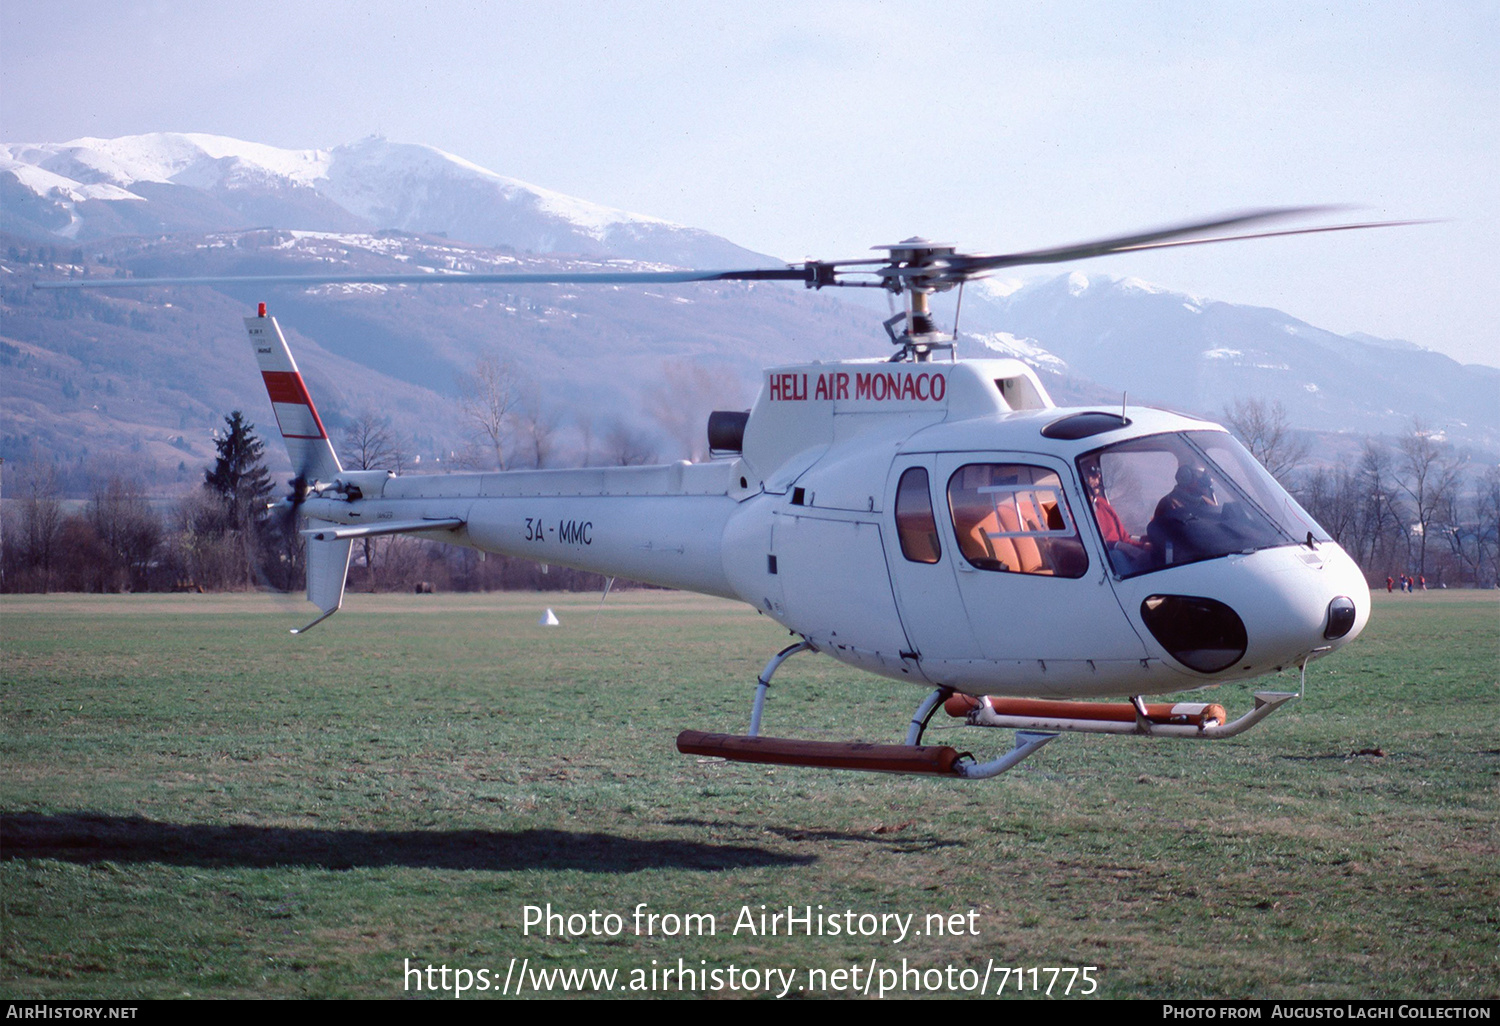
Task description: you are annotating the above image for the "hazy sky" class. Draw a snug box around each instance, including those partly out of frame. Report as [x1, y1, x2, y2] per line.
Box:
[3, 1, 1496, 365]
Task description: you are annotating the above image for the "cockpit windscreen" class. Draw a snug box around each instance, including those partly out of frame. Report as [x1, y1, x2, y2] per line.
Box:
[1077, 431, 1331, 577]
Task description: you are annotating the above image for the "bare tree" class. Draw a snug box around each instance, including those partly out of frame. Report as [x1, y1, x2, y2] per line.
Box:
[171, 487, 236, 592]
[1440, 466, 1496, 587]
[457, 354, 521, 471]
[1394, 420, 1466, 580]
[88, 476, 162, 592]
[603, 419, 659, 466]
[1223, 397, 1310, 482]
[16, 461, 63, 593]
[645, 360, 746, 462]
[575, 411, 596, 468]
[1479, 465, 1500, 587]
[1392, 417, 1464, 576]
[339, 410, 403, 473]
[1297, 458, 1359, 549]
[338, 409, 406, 589]
[512, 389, 560, 469]
[1357, 440, 1407, 575]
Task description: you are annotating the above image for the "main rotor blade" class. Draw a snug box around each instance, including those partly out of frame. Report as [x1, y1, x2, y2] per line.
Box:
[33, 266, 814, 290]
[939, 205, 1350, 277]
[30, 206, 1427, 294]
[1101, 218, 1438, 256]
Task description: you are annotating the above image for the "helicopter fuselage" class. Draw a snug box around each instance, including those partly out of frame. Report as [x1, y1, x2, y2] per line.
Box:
[300, 356, 1368, 700]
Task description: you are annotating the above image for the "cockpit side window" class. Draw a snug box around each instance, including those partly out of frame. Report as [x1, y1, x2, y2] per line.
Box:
[895, 467, 942, 564]
[946, 464, 1088, 578]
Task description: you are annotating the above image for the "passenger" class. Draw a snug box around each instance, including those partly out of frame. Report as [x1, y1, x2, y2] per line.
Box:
[1083, 461, 1151, 573]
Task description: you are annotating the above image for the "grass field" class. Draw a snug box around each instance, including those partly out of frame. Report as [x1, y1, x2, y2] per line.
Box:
[2, 589, 1496, 1000]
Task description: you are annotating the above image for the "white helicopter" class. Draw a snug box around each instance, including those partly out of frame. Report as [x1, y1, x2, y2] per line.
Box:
[38, 207, 1415, 779]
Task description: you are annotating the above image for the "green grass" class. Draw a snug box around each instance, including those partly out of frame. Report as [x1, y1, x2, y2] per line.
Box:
[2, 590, 1496, 999]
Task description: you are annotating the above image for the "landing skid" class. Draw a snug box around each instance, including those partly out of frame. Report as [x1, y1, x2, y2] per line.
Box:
[674, 643, 1059, 779]
[947, 691, 1299, 738]
[675, 643, 1303, 779]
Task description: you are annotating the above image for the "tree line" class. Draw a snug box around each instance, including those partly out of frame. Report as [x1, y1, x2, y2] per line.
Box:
[1226, 399, 1499, 589]
[0, 411, 615, 595]
[3, 401, 1497, 594]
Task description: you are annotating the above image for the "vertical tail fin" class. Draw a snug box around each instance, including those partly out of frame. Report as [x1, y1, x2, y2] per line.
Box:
[247, 304, 348, 632]
[245, 305, 342, 484]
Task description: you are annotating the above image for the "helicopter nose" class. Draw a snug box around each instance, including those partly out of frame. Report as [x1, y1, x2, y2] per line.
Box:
[1130, 546, 1369, 678]
[1231, 550, 1370, 670]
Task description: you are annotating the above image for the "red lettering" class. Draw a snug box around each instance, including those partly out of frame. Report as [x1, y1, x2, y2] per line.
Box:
[783, 369, 946, 404]
[770, 372, 808, 402]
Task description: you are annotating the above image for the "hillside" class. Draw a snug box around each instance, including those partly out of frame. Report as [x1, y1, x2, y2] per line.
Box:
[4, 132, 1496, 492]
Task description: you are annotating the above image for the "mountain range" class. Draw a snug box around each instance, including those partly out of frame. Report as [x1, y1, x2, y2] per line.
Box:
[1, 133, 769, 267]
[2, 132, 1495, 489]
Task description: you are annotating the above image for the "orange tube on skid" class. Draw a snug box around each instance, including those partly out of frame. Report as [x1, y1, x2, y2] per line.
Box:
[944, 694, 1226, 728]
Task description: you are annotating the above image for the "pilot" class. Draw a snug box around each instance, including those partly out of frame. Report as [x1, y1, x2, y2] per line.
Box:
[1083, 462, 1151, 573]
[1150, 462, 1228, 564]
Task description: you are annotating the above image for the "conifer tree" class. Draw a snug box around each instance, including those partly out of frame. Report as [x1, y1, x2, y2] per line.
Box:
[206, 411, 272, 528]
[204, 411, 274, 585]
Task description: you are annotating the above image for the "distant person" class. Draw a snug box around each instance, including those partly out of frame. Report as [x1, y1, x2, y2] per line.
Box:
[1386, 576, 1394, 593]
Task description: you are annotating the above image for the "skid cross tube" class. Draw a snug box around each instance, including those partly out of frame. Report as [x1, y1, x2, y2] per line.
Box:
[906, 687, 953, 745]
[748, 641, 813, 737]
[953, 731, 1060, 779]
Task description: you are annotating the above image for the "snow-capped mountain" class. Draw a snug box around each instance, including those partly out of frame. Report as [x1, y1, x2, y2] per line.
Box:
[3, 131, 1496, 480]
[0, 133, 770, 266]
[961, 272, 1500, 447]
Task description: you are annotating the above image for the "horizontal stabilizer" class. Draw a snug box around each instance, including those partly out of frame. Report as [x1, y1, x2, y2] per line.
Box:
[302, 517, 464, 541]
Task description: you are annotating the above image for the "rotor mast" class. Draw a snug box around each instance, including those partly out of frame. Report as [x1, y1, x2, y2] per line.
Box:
[876, 238, 959, 362]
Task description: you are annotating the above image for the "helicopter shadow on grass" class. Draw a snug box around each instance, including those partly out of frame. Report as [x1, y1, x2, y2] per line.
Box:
[0, 812, 814, 873]
[662, 817, 965, 855]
